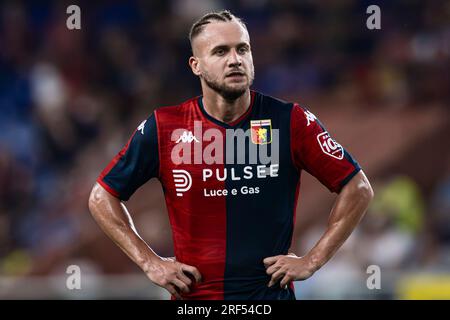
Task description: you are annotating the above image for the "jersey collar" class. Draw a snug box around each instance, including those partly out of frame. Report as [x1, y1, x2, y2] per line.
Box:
[197, 90, 256, 129]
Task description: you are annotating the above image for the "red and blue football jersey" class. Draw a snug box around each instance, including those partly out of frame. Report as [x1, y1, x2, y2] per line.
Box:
[97, 90, 361, 300]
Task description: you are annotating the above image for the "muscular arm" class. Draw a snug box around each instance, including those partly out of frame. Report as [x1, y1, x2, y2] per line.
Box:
[88, 183, 201, 299]
[264, 170, 374, 287]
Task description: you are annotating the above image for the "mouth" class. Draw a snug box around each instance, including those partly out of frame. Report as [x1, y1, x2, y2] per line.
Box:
[226, 71, 246, 79]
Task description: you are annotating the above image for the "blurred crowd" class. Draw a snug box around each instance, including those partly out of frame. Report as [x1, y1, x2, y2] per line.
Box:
[0, 0, 449, 298]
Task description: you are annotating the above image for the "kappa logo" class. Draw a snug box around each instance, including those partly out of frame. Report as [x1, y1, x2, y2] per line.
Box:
[176, 131, 199, 143]
[172, 169, 192, 196]
[304, 110, 316, 126]
[137, 120, 146, 135]
[317, 132, 344, 160]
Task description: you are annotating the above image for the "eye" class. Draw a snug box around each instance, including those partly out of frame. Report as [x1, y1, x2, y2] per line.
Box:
[215, 49, 225, 56]
[238, 46, 249, 54]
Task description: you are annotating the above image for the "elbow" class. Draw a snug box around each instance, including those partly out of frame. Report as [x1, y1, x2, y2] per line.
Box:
[344, 171, 374, 206]
[88, 183, 104, 217]
[357, 175, 374, 205]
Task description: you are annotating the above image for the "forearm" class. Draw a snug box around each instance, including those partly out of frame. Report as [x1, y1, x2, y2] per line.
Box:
[306, 171, 373, 271]
[88, 183, 160, 272]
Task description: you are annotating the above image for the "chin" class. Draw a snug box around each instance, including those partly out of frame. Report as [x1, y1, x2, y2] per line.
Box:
[221, 87, 247, 101]
[226, 82, 249, 92]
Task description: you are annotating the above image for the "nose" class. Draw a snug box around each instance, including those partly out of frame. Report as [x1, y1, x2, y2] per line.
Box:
[228, 49, 242, 67]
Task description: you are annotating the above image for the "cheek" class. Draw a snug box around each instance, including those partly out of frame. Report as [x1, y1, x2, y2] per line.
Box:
[203, 61, 223, 76]
[244, 55, 254, 69]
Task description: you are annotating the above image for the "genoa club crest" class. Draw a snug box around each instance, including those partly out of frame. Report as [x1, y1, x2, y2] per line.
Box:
[250, 119, 272, 144]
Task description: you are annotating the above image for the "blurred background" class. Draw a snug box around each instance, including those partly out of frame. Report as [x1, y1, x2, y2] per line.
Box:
[0, 0, 449, 299]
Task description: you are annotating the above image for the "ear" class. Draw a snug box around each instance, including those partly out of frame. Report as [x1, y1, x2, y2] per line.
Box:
[189, 56, 201, 76]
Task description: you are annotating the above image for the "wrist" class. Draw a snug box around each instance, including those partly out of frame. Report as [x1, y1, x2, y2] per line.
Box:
[304, 252, 324, 273]
[140, 254, 163, 273]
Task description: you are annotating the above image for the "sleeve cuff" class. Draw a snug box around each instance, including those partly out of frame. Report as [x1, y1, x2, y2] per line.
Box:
[336, 167, 361, 193]
[96, 177, 121, 199]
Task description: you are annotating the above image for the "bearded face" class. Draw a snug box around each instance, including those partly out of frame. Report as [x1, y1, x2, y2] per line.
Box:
[190, 20, 255, 101]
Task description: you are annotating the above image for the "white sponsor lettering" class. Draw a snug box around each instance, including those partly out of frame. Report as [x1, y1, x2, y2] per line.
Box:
[172, 169, 192, 196]
[202, 165, 279, 182]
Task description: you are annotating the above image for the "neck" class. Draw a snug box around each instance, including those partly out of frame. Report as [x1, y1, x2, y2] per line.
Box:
[201, 85, 251, 124]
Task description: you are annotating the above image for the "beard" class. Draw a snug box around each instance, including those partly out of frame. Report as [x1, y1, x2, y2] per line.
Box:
[201, 69, 254, 101]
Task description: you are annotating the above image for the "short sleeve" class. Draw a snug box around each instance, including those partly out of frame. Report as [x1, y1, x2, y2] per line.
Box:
[97, 114, 159, 200]
[291, 104, 361, 193]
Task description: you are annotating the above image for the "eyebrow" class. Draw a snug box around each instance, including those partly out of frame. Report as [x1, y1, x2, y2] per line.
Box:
[210, 42, 250, 53]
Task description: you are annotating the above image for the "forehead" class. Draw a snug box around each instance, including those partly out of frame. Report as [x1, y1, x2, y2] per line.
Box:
[193, 21, 250, 54]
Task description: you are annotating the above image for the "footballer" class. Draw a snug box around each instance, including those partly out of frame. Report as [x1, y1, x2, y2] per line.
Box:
[88, 10, 374, 300]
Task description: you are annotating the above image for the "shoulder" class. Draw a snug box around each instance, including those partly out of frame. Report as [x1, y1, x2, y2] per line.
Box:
[254, 91, 310, 123]
[153, 96, 199, 119]
[254, 91, 295, 111]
